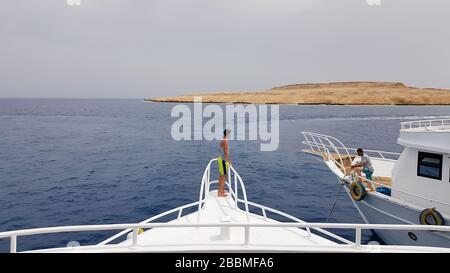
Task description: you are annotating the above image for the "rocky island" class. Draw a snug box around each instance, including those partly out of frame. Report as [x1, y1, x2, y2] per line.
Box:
[147, 82, 450, 105]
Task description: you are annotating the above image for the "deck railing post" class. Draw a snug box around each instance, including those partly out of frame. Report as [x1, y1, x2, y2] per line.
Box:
[244, 227, 250, 245]
[206, 166, 210, 193]
[309, 135, 317, 151]
[10, 235, 17, 253]
[228, 168, 232, 194]
[197, 163, 208, 223]
[234, 174, 238, 209]
[355, 227, 361, 248]
[305, 134, 314, 151]
[132, 228, 138, 246]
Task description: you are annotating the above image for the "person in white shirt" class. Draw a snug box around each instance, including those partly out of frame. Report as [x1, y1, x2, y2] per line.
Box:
[351, 148, 375, 190]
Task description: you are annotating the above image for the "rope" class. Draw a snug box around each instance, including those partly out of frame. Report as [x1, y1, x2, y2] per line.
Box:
[325, 181, 344, 222]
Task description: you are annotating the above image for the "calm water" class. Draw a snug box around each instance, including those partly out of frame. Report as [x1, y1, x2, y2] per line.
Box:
[1, 99, 450, 252]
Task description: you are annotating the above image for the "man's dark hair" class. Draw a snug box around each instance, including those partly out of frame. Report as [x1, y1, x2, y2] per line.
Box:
[224, 129, 230, 136]
[357, 148, 364, 153]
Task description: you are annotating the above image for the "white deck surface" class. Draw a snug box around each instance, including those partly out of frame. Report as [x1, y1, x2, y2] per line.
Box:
[115, 190, 336, 251]
[31, 190, 340, 252]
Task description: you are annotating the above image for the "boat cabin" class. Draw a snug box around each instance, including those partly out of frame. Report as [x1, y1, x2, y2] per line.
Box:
[392, 120, 450, 215]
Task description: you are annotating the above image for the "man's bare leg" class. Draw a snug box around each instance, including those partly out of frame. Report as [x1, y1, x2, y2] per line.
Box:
[350, 166, 358, 182]
[351, 166, 362, 182]
[219, 175, 227, 197]
[218, 175, 224, 196]
[355, 167, 375, 191]
[354, 167, 362, 181]
[218, 175, 228, 197]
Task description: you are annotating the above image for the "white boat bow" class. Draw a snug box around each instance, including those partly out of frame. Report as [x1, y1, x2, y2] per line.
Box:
[1, 158, 450, 253]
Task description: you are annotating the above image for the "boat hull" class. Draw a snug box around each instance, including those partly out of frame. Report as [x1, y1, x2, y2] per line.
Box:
[346, 187, 450, 247]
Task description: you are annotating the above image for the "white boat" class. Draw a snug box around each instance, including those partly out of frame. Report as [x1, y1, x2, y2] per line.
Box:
[301, 119, 450, 247]
[1, 158, 450, 253]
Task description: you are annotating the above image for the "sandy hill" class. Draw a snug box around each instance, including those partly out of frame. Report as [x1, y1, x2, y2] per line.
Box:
[147, 82, 450, 105]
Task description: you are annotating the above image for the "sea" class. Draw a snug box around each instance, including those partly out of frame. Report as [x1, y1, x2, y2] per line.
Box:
[1, 98, 449, 252]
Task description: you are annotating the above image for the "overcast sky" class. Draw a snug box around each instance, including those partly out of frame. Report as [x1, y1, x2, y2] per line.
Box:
[1, 0, 449, 98]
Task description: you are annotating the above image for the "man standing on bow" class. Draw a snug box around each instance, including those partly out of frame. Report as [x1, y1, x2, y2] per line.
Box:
[218, 129, 231, 197]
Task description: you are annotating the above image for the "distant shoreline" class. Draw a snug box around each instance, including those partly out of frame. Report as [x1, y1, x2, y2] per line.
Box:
[147, 82, 450, 105]
[144, 99, 450, 106]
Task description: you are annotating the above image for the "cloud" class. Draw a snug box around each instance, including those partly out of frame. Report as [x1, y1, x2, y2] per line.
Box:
[1, 0, 450, 98]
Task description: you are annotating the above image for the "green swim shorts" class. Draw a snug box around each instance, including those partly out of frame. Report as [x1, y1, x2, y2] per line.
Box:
[218, 156, 229, 176]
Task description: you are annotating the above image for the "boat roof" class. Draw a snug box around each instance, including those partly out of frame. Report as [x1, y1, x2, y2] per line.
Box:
[398, 123, 450, 153]
[400, 119, 450, 133]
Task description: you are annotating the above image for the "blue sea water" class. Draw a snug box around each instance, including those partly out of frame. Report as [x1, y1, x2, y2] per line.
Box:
[0, 99, 449, 252]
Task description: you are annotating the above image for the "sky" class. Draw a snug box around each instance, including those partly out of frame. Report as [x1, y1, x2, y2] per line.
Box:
[0, 0, 449, 98]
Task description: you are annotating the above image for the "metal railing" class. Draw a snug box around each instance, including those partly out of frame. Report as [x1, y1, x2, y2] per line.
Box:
[97, 200, 201, 246]
[100, 158, 252, 247]
[301, 132, 352, 175]
[301, 132, 400, 177]
[2, 222, 450, 253]
[401, 119, 450, 131]
[301, 131, 400, 161]
[197, 158, 250, 223]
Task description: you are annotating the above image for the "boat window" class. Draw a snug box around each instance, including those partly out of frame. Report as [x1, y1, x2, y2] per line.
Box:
[417, 152, 442, 180]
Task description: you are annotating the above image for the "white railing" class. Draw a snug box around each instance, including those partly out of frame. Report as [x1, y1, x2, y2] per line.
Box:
[97, 158, 235, 246]
[197, 158, 250, 223]
[96, 200, 201, 246]
[2, 222, 450, 253]
[401, 119, 450, 131]
[301, 132, 352, 175]
[301, 131, 400, 161]
[301, 132, 400, 176]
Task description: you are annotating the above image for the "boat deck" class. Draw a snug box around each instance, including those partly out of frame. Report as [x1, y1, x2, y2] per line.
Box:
[26, 190, 450, 253]
[304, 149, 392, 191]
[31, 190, 339, 252]
[118, 190, 337, 250]
[116, 190, 335, 251]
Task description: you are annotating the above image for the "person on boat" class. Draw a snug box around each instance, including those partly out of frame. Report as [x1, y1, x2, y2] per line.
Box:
[218, 129, 232, 197]
[351, 148, 375, 190]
